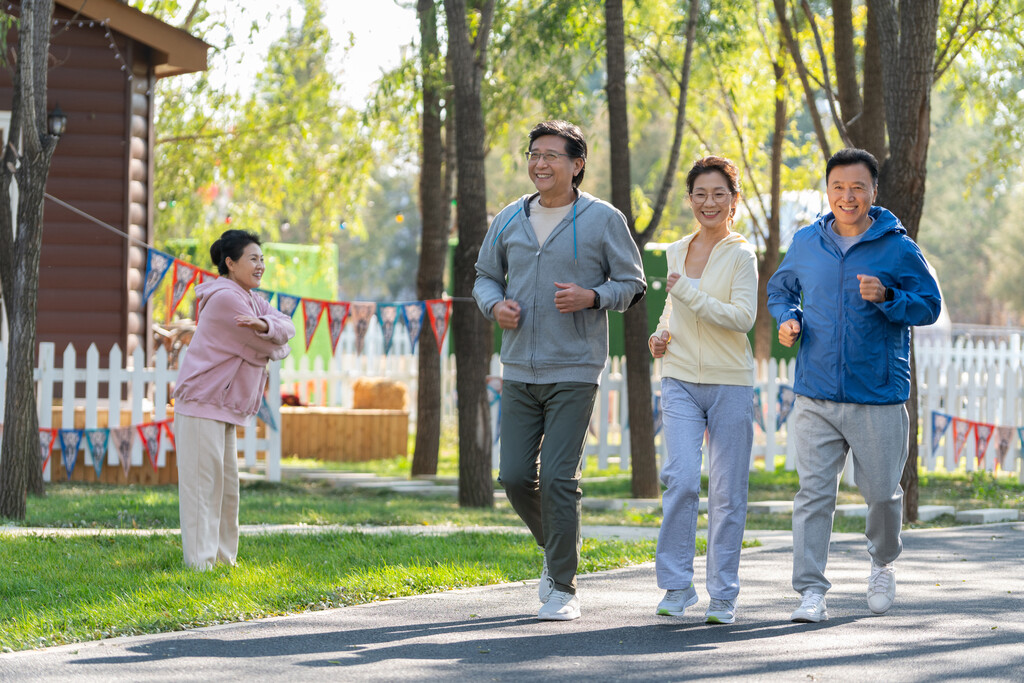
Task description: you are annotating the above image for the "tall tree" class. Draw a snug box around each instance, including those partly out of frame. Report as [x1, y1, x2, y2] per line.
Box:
[412, 0, 450, 476]
[0, 0, 59, 519]
[444, 0, 496, 508]
[605, 0, 699, 498]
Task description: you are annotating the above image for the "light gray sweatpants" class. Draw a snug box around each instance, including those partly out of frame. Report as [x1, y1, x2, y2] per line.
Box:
[791, 396, 909, 595]
[656, 378, 753, 600]
[175, 413, 240, 570]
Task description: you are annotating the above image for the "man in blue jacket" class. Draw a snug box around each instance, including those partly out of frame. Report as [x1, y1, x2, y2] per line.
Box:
[474, 120, 646, 621]
[767, 148, 941, 623]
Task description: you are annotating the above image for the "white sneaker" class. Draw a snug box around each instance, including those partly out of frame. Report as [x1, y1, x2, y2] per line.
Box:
[656, 584, 698, 616]
[791, 591, 828, 622]
[705, 597, 736, 624]
[538, 555, 554, 604]
[867, 560, 896, 614]
[537, 589, 580, 621]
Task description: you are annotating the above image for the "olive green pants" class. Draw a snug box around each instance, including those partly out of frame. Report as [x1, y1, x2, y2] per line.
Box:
[499, 381, 597, 595]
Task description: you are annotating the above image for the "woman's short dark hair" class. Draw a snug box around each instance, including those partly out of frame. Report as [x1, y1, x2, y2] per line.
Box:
[528, 120, 587, 188]
[826, 148, 879, 185]
[211, 229, 261, 276]
[686, 155, 741, 195]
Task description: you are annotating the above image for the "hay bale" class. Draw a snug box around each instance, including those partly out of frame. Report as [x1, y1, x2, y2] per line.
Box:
[352, 378, 409, 411]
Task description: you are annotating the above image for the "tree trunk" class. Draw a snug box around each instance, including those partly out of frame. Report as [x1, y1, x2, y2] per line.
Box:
[755, 48, 787, 363]
[860, 5, 888, 162]
[0, 0, 58, 519]
[775, 0, 831, 161]
[605, 0, 656, 498]
[867, 0, 940, 523]
[411, 0, 447, 477]
[444, 0, 494, 508]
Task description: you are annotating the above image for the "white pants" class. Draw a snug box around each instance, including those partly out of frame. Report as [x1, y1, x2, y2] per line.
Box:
[175, 413, 240, 570]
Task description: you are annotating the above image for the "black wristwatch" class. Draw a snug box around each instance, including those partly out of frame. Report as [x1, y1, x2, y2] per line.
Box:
[884, 287, 895, 302]
[590, 290, 601, 309]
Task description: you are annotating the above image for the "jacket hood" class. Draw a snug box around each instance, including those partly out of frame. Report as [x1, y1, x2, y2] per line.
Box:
[814, 205, 905, 241]
[194, 275, 243, 315]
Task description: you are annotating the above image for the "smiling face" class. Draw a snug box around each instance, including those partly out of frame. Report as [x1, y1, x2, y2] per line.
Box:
[225, 242, 264, 291]
[688, 170, 738, 233]
[827, 162, 877, 235]
[528, 134, 584, 205]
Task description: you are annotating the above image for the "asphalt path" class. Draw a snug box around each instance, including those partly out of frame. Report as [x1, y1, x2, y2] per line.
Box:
[2, 523, 1022, 682]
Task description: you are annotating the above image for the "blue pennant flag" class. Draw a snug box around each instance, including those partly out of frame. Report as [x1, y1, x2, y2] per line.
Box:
[277, 293, 301, 318]
[59, 428, 84, 479]
[257, 394, 278, 431]
[84, 428, 110, 479]
[142, 250, 174, 303]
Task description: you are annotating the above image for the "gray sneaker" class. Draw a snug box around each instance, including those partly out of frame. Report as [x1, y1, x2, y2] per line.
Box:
[656, 584, 698, 616]
[538, 554, 554, 604]
[537, 589, 580, 621]
[705, 597, 736, 624]
[791, 591, 828, 623]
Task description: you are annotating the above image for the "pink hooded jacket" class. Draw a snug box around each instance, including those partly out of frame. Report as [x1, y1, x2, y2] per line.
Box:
[173, 277, 295, 426]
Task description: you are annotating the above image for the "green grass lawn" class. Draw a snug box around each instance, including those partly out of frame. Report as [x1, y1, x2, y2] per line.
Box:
[0, 531, 660, 653]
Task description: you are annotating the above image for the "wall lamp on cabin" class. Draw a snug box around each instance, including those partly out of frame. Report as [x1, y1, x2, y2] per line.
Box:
[48, 104, 67, 137]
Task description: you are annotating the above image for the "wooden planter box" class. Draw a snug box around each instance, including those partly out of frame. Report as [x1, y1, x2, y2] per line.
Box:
[280, 407, 409, 462]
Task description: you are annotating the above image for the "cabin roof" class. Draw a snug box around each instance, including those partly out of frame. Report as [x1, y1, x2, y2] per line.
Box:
[55, 0, 210, 77]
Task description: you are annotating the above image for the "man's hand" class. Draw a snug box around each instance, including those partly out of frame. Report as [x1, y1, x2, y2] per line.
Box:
[666, 272, 681, 291]
[492, 300, 521, 329]
[649, 330, 671, 358]
[857, 274, 886, 303]
[778, 319, 801, 347]
[554, 282, 596, 313]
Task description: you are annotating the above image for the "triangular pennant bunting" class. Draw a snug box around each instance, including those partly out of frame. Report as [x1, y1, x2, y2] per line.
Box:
[402, 302, 426, 352]
[169, 260, 200, 320]
[931, 411, 952, 456]
[256, 393, 278, 431]
[1019, 426, 1024, 452]
[136, 423, 162, 472]
[425, 299, 452, 351]
[994, 426, 1014, 469]
[39, 428, 56, 471]
[377, 303, 401, 355]
[776, 385, 796, 430]
[58, 429, 84, 479]
[974, 422, 995, 466]
[161, 419, 176, 449]
[752, 386, 765, 433]
[253, 288, 275, 304]
[84, 428, 110, 479]
[142, 249, 174, 303]
[112, 426, 135, 477]
[951, 417, 973, 464]
[350, 302, 376, 355]
[277, 293, 301, 319]
[302, 299, 326, 351]
[326, 301, 351, 354]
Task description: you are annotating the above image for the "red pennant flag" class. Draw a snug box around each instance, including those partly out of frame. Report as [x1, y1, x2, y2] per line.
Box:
[425, 299, 452, 352]
[39, 428, 56, 471]
[169, 260, 200, 321]
[302, 299, 326, 351]
[326, 302, 351, 354]
[973, 422, 995, 467]
[951, 418, 973, 465]
[136, 423, 163, 472]
[161, 419, 176, 450]
[349, 302, 376, 355]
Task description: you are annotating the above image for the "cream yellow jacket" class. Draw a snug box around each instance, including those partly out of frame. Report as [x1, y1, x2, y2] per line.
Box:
[653, 231, 757, 386]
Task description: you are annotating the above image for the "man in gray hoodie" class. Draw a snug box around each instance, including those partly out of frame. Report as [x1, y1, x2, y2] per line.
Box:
[474, 120, 646, 621]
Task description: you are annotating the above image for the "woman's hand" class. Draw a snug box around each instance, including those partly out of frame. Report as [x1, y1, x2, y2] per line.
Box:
[649, 330, 671, 358]
[235, 315, 269, 333]
[666, 272, 681, 291]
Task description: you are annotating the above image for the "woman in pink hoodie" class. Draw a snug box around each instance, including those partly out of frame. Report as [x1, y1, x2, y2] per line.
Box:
[173, 230, 295, 569]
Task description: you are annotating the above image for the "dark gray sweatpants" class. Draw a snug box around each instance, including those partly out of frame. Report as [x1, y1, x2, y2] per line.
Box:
[498, 380, 598, 596]
[791, 396, 910, 595]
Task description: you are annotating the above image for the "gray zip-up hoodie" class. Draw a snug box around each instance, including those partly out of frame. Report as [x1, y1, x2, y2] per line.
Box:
[474, 191, 646, 385]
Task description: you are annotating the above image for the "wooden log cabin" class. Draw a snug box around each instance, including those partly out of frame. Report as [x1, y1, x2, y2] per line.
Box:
[1, 0, 209, 361]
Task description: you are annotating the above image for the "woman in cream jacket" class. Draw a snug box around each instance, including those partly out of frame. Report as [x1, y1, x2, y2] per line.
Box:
[649, 156, 757, 624]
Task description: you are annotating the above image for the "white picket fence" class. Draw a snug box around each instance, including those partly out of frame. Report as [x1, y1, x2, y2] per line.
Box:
[0, 341, 281, 482]
[1, 334, 1021, 483]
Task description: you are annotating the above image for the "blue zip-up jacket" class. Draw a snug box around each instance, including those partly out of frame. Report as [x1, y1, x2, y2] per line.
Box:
[766, 206, 941, 405]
